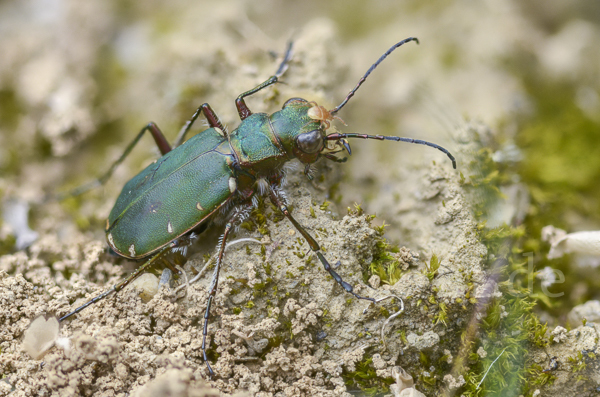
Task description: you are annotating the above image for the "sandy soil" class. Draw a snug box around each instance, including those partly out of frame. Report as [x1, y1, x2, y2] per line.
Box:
[2, 1, 600, 396]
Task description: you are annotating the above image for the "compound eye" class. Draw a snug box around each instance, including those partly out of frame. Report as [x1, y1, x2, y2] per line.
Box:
[283, 97, 308, 109]
[296, 130, 323, 154]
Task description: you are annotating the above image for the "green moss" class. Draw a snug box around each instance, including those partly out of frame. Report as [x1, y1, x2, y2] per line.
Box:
[304, 256, 314, 268]
[517, 82, 600, 194]
[424, 254, 440, 281]
[240, 197, 272, 235]
[462, 148, 511, 219]
[525, 364, 555, 386]
[342, 356, 395, 397]
[460, 295, 535, 396]
[514, 78, 600, 318]
[399, 330, 408, 345]
[347, 203, 364, 216]
[456, 137, 554, 396]
[453, 228, 548, 396]
[459, 61, 599, 395]
[320, 309, 333, 329]
[263, 262, 272, 276]
[567, 351, 587, 373]
[434, 302, 449, 327]
[364, 219, 405, 287]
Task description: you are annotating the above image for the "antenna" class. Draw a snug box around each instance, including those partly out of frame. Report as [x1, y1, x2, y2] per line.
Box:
[329, 37, 419, 115]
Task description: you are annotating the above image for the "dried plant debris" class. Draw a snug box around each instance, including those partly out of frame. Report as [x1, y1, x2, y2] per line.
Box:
[22, 315, 60, 360]
[2, 199, 39, 250]
[542, 225, 600, 259]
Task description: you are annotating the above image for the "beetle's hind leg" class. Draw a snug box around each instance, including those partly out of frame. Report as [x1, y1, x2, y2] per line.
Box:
[200, 205, 251, 378]
[201, 223, 231, 378]
[55, 101, 230, 201]
[53, 122, 172, 201]
[58, 246, 171, 322]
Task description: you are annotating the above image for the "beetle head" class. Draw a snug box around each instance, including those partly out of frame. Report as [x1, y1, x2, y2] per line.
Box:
[275, 97, 350, 165]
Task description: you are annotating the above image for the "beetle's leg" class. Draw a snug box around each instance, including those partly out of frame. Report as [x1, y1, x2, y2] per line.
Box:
[55, 122, 171, 200]
[235, 41, 294, 120]
[173, 103, 226, 148]
[201, 221, 234, 379]
[267, 187, 377, 305]
[235, 76, 278, 120]
[303, 164, 315, 181]
[58, 247, 170, 322]
[159, 257, 182, 275]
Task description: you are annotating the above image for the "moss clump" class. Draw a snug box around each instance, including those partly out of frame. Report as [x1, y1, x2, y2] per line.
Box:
[0, 215, 16, 256]
[461, 147, 512, 220]
[457, 145, 553, 396]
[424, 254, 441, 281]
[458, 59, 600, 396]
[343, 356, 395, 397]
[365, 220, 405, 287]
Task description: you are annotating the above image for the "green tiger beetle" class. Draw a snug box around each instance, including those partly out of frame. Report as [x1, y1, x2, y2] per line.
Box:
[57, 37, 456, 377]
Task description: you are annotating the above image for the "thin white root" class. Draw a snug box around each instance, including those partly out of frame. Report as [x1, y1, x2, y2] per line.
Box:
[477, 347, 507, 389]
[173, 238, 264, 296]
[363, 294, 404, 349]
[173, 265, 189, 300]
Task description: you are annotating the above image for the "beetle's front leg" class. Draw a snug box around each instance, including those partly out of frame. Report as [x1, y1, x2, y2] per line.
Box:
[267, 187, 377, 305]
[235, 41, 294, 120]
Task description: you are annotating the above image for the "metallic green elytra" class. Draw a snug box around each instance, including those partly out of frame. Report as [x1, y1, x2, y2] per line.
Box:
[58, 38, 457, 379]
[106, 100, 323, 259]
[106, 128, 235, 258]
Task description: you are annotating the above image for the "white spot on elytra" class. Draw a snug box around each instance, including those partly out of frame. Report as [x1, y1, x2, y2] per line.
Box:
[108, 233, 114, 246]
[196, 202, 205, 211]
[167, 221, 173, 234]
[129, 244, 136, 256]
[228, 177, 237, 193]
